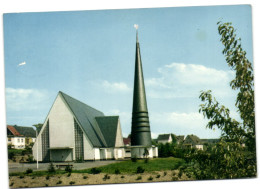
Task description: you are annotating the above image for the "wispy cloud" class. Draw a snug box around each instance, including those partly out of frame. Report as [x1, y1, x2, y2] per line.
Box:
[150, 111, 221, 139]
[101, 80, 132, 93]
[5, 88, 50, 111]
[18, 61, 26, 66]
[146, 63, 236, 99]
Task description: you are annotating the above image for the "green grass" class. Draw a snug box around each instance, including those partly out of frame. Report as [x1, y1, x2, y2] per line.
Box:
[9, 157, 186, 176]
[74, 157, 186, 174]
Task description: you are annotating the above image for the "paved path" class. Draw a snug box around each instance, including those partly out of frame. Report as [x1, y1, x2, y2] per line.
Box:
[8, 160, 122, 173]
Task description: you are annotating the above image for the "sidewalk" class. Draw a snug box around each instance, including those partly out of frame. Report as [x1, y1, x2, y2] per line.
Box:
[8, 160, 121, 173]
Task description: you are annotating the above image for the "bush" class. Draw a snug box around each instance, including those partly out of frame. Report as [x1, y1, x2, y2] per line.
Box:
[156, 174, 160, 178]
[45, 176, 50, 180]
[103, 174, 110, 181]
[27, 155, 35, 163]
[83, 176, 88, 179]
[69, 181, 75, 185]
[136, 176, 142, 180]
[172, 176, 178, 181]
[48, 162, 56, 173]
[131, 156, 137, 162]
[8, 152, 15, 160]
[56, 180, 62, 184]
[25, 168, 33, 174]
[121, 175, 125, 178]
[114, 168, 121, 174]
[19, 175, 24, 179]
[90, 167, 101, 174]
[136, 166, 145, 173]
[65, 164, 72, 173]
[163, 171, 167, 176]
[147, 176, 153, 181]
[67, 172, 71, 177]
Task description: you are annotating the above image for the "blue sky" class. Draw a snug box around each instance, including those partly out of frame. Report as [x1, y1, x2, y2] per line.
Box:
[3, 5, 253, 139]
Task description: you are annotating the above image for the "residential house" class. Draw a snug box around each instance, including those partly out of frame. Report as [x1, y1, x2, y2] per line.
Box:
[7, 125, 36, 149]
[183, 134, 203, 150]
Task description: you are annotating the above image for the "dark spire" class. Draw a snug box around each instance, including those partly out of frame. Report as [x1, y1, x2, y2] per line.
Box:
[131, 27, 152, 147]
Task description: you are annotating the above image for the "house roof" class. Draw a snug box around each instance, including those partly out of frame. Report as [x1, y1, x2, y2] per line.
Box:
[7, 125, 21, 136]
[95, 116, 119, 147]
[183, 134, 201, 145]
[13, 126, 36, 138]
[157, 134, 171, 140]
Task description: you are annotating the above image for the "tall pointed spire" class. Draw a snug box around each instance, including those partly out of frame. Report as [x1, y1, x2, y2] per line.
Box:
[131, 25, 152, 147]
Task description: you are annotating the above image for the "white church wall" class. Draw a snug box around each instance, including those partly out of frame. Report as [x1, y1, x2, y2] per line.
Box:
[94, 148, 101, 160]
[32, 130, 43, 161]
[114, 120, 124, 147]
[83, 133, 96, 160]
[48, 95, 74, 149]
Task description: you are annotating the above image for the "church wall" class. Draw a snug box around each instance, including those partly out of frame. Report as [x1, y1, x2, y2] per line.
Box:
[114, 120, 124, 147]
[83, 133, 95, 160]
[48, 95, 75, 149]
[94, 148, 101, 160]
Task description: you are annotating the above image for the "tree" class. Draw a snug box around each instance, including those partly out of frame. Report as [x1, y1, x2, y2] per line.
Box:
[189, 22, 256, 179]
[33, 123, 43, 135]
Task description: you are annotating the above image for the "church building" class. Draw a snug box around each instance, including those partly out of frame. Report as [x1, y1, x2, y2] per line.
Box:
[32, 91, 125, 162]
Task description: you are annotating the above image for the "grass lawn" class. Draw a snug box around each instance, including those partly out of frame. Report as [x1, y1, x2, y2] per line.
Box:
[75, 157, 186, 174]
[9, 157, 186, 177]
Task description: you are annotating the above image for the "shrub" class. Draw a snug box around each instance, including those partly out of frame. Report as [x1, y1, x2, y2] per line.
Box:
[45, 175, 50, 180]
[25, 168, 33, 174]
[48, 162, 55, 173]
[147, 176, 153, 181]
[65, 164, 72, 173]
[8, 152, 15, 160]
[9, 182, 14, 186]
[27, 155, 35, 163]
[90, 167, 101, 174]
[163, 171, 167, 176]
[121, 175, 125, 178]
[83, 175, 88, 179]
[131, 156, 137, 162]
[103, 174, 110, 181]
[172, 176, 178, 181]
[45, 184, 48, 187]
[136, 176, 142, 180]
[19, 175, 24, 179]
[69, 181, 75, 185]
[114, 168, 121, 174]
[56, 180, 62, 184]
[67, 172, 71, 177]
[156, 174, 160, 178]
[136, 166, 145, 173]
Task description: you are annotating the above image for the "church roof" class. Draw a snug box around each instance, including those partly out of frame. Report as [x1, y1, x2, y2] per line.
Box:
[59, 91, 119, 148]
[95, 116, 119, 147]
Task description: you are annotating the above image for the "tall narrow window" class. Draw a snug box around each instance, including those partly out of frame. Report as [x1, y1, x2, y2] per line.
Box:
[42, 120, 50, 162]
[74, 119, 84, 161]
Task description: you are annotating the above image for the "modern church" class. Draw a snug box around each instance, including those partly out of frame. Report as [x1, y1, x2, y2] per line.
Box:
[32, 27, 158, 162]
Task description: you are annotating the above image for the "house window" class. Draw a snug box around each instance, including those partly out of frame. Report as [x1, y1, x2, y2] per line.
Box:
[8, 138, 11, 142]
[17, 138, 20, 143]
[21, 139, 23, 143]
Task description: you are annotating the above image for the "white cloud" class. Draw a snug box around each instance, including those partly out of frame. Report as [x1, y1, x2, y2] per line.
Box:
[150, 111, 221, 139]
[146, 63, 236, 99]
[18, 61, 26, 66]
[5, 88, 50, 111]
[101, 80, 132, 93]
